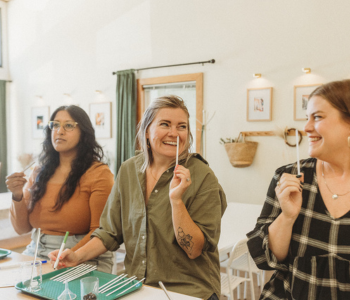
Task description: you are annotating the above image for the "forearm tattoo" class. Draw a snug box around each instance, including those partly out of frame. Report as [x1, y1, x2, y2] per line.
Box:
[177, 227, 194, 254]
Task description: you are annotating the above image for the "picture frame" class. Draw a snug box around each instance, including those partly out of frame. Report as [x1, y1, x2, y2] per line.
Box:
[89, 102, 112, 138]
[293, 84, 321, 121]
[32, 106, 50, 139]
[247, 87, 273, 121]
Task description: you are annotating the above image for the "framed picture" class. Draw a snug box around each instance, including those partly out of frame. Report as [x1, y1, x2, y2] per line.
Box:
[247, 87, 273, 121]
[294, 84, 321, 120]
[89, 102, 112, 138]
[32, 106, 50, 139]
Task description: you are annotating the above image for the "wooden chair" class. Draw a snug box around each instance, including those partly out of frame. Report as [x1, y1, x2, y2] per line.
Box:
[220, 238, 255, 300]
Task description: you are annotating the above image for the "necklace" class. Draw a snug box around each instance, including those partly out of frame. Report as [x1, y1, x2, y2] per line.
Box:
[321, 161, 350, 200]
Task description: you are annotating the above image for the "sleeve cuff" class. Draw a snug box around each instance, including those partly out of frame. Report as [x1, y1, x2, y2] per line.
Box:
[261, 224, 289, 272]
[91, 228, 121, 252]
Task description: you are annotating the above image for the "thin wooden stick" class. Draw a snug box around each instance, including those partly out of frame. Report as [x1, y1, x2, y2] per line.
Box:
[106, 276, 137, 296]
[115, 278, 145, 297]
[101, 276, 136, 294]
[54, 264, 92, 282]
[59, 266, 97, 282]
[159, 281, 173, 300]
[50, 265, 86, 280]
[29, 228, 41, 290]
[176, 136, 179, 166]
[99, 273, 126, 290]
[296, 129, 301, 175]
[62, 266, 97, 283]
[99, 274, 127, 292]
[53, 264, 90, 282]
[23, 161, 35, 173]
[55, 264, 92, 281]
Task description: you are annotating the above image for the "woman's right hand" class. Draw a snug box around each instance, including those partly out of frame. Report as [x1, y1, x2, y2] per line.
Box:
[48, 249, 79, 269]
[275, 173, 304, 222]
[5, 172, 27, 201]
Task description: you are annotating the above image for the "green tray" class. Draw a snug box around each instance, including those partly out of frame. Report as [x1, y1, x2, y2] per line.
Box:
[15, 268, 143, 299]
[0, 248, 12, 259]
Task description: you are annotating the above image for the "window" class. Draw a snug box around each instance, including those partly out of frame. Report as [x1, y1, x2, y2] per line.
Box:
[137, 73, 203, 154]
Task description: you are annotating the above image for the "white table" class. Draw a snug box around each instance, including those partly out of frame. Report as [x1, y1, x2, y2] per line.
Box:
[125, 285, 201, 299]
[0, 252, 201, 300]
[218, 202, 263, 259]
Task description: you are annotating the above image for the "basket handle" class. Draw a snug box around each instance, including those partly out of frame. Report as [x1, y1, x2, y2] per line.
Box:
[237, 132, 246, 143]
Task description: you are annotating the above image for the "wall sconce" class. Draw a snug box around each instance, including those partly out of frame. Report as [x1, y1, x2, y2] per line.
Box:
[35, 95, 45, 105]
[95, 90, 105, 102]
[302, 68, 311, 74]
[63, 93, 73, 104]
[253, 73, 261, 78]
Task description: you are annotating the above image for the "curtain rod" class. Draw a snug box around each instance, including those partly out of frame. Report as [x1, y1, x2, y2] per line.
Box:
[112, 59, 215, 75]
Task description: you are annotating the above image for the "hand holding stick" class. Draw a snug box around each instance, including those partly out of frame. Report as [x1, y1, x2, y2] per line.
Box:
[54, 231, 69, 270]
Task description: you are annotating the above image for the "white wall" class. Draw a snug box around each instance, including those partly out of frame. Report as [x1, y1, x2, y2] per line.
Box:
[0, 1, 9, 80]
[6, 0, 350, 204]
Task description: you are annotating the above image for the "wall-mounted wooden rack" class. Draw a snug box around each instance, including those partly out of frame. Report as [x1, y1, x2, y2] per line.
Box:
[241, 129, 306, 137]
[239, 128, 306, 147]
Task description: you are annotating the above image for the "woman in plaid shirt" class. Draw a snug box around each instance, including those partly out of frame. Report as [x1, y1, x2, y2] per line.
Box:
[247, 80, 350, 300]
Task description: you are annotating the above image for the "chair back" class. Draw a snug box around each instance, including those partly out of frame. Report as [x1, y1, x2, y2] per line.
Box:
[227, 238, 249, 267]
[223, 238, 255, 300]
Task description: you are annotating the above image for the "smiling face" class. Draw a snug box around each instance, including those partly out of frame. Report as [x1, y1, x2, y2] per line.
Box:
[51, 110, 81, 156]
[146, 108, 188, 165]
[304, 95, 350, 160]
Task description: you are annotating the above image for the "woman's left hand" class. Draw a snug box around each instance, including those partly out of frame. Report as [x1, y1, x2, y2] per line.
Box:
[169, 165, 191, 202]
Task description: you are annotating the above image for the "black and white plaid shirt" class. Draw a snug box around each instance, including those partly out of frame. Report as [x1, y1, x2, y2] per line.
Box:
[247, 158, 350, 300]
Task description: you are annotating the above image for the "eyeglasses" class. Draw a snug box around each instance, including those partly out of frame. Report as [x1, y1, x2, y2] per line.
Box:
[48, 121, 78, 132]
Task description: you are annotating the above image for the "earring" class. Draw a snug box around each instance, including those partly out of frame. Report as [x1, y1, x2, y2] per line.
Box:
[348, 136, 350, 148]
[147, 139, 151, 149]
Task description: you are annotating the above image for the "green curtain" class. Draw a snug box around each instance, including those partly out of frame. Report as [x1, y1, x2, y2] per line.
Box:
[115, 70, 136, 175]
[0, 80, 7, 192]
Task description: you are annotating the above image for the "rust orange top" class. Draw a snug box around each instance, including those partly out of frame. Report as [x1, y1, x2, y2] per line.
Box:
[10, 162, 114, 251]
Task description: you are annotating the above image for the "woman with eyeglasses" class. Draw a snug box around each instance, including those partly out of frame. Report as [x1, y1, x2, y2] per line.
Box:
[6, 105, 114, 272]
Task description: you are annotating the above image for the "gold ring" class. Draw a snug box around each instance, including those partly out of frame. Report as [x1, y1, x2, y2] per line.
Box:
[277, 181, 281, 187]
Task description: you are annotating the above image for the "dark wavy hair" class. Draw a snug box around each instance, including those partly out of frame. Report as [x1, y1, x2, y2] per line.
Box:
[309, 79, 350, 123]
[29, 105, 104, 212]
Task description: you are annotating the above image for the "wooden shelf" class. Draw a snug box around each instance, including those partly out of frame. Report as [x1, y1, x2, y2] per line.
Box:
[241, 129, 306, 137]
[240, 131, 274, 136]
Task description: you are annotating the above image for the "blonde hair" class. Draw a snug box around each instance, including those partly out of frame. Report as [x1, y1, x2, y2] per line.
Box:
[136, 95, 193, 172]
